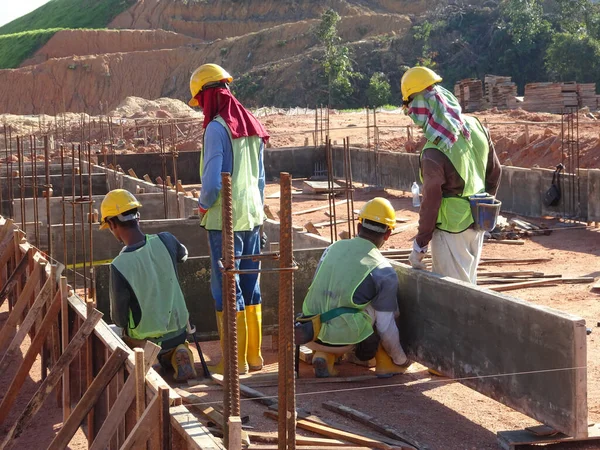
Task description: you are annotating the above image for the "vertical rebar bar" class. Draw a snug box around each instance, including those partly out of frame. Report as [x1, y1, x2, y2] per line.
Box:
[8, 126, 13, 218]
[221, 172, 239, 447]
[159, 125, 168, 219]
[346, 137, 356, 236]
[278, 172, 296, 450]
[325, 138, 338, 242]
[366, 108, 370, 150]
[71, 144, 76, 292]
[44, 136, 52, 258]
[325, 138, 334, 244]
[60, 146, 67, 275]
[17, 137, 26, 232]
[31, 136, 40, 247]
[88, 142, 94, 288]
[78, 144, 87, 301]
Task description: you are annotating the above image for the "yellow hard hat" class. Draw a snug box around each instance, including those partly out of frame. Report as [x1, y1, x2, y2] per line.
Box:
[400, 66, 442, 102]
[188, 63, 233, 107]
[358, 197, 396, 230]
[99, 189, 142, 230]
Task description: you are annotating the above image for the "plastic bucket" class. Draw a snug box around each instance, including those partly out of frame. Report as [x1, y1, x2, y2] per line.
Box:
[469, 194, 501, 232]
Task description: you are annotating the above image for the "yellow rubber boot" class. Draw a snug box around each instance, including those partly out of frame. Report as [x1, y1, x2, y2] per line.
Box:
[246, 304, 264, 371]
[312, 352, 339, 378]
[208, 310, 249, 375]
[172, 342, 197, 382]
[375, 345, 410, 378]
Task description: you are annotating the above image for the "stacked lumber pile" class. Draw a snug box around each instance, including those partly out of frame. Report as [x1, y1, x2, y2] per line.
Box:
[488, 216, 552, 241]
[485, 75, 517, 109]
[454, 78, 485, 112]
[577, 83, 598, 109]
[522, 82, 597, 113]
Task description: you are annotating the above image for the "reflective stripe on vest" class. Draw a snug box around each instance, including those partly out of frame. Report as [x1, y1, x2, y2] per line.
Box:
[200, 116, 264, 231]
[420, 116, 489, 233]
[111, 234, 189, 340]
[302, 238, 387, 345]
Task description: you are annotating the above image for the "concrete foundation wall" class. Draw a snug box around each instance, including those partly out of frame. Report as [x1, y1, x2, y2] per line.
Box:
[589, 170, 600, 222]
[95, 247, 587, 438]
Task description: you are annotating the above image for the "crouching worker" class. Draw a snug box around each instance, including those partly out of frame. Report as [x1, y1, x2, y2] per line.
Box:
[100, 189, 197, 382]
[298, 198, 411, 378]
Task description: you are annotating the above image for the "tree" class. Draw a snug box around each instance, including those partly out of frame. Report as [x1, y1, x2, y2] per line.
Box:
[314, 8, 359, 107]
[366, 72, 392, 107]
[545, 32, 600, 84]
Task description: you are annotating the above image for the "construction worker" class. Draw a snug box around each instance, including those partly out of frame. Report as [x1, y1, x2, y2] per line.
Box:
[188, 63, 269, 374]
[100, 189, 196, 382]
[401, 67, 501, 284]
[300, 198, 411, 378]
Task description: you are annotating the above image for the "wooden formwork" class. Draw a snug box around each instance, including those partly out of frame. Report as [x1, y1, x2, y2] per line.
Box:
[0, 216, 224, 450]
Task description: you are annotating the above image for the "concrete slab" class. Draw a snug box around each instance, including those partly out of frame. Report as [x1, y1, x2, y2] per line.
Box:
[496, 167, 542, 217]
[394, 262, 587, 438]
[539, 168, 589, 220]
[264, 147, 325, 180]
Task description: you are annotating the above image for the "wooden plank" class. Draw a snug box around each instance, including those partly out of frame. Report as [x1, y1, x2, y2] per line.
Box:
[248, 431, 366, 446]
[0, 218, 15, 241]
[0, 241, 15, 285]
[228, 416, 242, 450]
[247, 446, 374, 450]
[292, 200, 348, 216]
[484, 239, 525, 245]
[177, 389, 224, 428]
[497, 423, 600, 445]
[0, 287, 61, 425]
[48, 348, 129, 450]
[489, 278, 593, 292]
[0, 247, 31, 309]
[264, 411, 409, 450]
[322, 401, 422, 450]
[0, 279, 55, 373]
[159, 386, 171, 450]
[119, 394, 160, 450]
[0, 309, 103, 446]
[478, 257, 552, 265]
[134, 348, 145, 420]
[169, 405, 225, 450]
[89, 340, 161, 450]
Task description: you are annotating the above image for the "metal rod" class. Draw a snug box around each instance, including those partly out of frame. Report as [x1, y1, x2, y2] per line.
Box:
[278, 172, 296, 450]
[17, 137, 26, 232]
[78, 144, 87, 301]
[60, 145, 67, 274]
[346, 137, 356, 236]
[71, 144, 76, 292]
[44, 136, 52, 258]
[88, 141, 94, 299]
[32, 135, 40, 247]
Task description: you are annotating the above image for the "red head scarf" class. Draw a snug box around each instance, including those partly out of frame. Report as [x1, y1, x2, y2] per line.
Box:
[195, 88, 270, 143]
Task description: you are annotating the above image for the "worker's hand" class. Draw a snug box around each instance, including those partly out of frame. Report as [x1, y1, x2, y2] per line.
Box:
[408, 250, 427, 270]
[198, 205, 207, 223]
[260, 231, 268, 250]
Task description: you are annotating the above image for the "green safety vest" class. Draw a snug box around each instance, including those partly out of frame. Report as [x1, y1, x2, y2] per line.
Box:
[302, 238, 387, 345]
[111, 234, 189, 340]
[420, 115, 489, 233]
[200, 116, 264, 231]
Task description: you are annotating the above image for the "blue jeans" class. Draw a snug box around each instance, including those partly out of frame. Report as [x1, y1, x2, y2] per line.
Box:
[208, 226, 262, 312]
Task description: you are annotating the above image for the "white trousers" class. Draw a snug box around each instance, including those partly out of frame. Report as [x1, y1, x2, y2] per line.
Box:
[365, 305, 407, 365]
[430, 228, 485, 284]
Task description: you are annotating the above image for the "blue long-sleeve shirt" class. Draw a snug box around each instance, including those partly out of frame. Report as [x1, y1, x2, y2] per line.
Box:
[199, 120, 265, 211]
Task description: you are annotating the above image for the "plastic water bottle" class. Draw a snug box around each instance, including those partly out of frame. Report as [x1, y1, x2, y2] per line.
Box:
[411, 182, 421, 207]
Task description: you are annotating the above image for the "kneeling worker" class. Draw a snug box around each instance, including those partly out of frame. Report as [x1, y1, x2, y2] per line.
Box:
[100, 189, 197, 381]
[300, 198, 411, 378]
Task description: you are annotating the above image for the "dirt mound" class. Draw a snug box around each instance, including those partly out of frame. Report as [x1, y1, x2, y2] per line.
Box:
[110, 97, 203, 119]
[20, 29, 199, 67]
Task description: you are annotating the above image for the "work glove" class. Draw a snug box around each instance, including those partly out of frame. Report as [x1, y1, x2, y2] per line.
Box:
[260, 231, 268, 250]
[198, 204, 207, 223]
[408, 240, 427, 270]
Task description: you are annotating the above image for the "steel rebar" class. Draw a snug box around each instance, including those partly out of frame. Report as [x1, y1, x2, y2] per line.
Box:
[31, 136, 40, 247]
[44, 136, 52, 258]
[278, 172, 296, 450]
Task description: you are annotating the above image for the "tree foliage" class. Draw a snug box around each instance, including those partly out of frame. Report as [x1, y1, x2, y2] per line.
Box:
[366, 72, 392, 107]
[314, 8, 359, 107]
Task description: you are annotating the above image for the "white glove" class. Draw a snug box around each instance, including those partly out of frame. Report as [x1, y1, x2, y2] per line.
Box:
[408, 250, 427, 270]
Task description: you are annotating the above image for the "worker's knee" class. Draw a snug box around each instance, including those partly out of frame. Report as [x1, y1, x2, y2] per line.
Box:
[354, 332, 380, 361]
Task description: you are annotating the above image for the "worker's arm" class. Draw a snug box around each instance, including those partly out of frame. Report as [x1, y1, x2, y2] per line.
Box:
[485, 138, 502, 196]
[415, 149, 445, 250]
[109, 265, 141, 330]
[158, 232, 188, 263]
[199, 121, 233, 211]
[258, 140, 265, 204]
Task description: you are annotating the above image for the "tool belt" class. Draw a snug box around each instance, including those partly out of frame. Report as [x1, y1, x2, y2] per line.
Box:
[294, 306, 361, 345]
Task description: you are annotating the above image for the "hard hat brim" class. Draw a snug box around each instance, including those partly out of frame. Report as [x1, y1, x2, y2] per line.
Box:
[189, 97, 199, 107]
[99, 221, 109, 230]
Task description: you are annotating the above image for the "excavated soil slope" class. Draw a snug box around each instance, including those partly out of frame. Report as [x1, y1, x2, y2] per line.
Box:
[20, 29, 200, 67]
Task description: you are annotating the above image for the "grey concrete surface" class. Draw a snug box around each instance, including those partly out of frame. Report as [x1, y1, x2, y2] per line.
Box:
[0, 173, 108, 197]
[588, 169, 600, 222]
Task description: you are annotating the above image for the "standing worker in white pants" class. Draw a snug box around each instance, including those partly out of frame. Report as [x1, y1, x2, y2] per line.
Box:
[401, 67, 502, 284]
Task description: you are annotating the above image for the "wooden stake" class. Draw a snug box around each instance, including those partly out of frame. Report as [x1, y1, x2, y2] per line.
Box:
[1, 310, 103, 447]
[227, 416, 242, 450]
[0, 286, 62, 425]
[0, 263, 41, 349]
[0, 278, 54, 373]
[159, 386, 172, 450]
[127, 169, 139, 179]
[135, 348, 145, 420]
[88, 341, 160, 450]
[143, 174, 152, 183]
[48, 348, 129, 450]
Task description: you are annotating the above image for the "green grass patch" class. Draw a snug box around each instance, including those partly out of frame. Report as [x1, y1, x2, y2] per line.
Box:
[0, 0, 136, 36]
[0, 29, 64, 69]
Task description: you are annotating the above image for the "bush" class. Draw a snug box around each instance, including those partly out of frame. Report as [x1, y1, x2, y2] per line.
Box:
[0, 29, 63, 69]
[366, 72, 392, 108]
